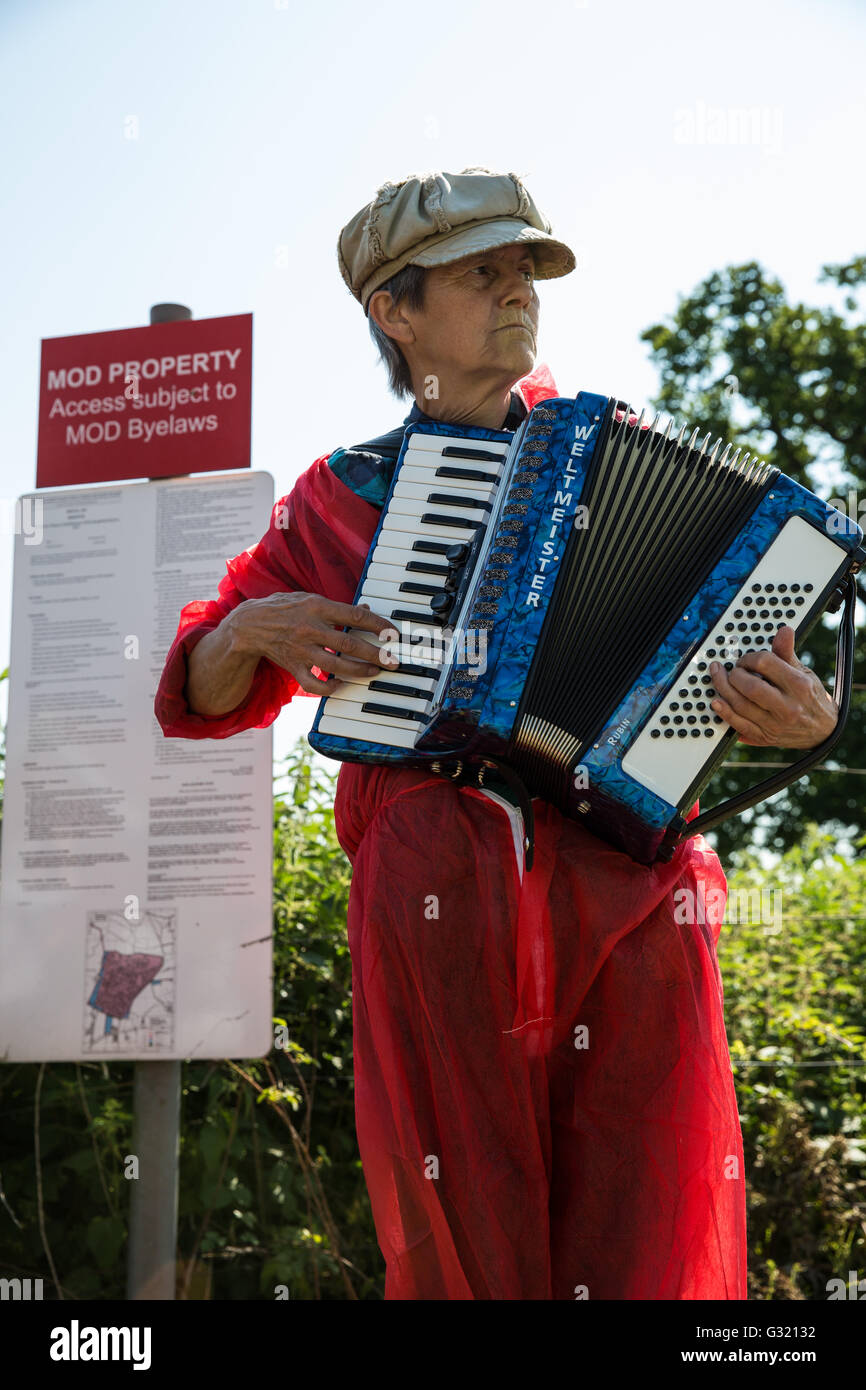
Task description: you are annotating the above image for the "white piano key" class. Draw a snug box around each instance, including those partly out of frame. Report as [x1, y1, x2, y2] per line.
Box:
[387, 495, 481, 522]
[322, 695, 429, 732]
[366, 560, 445, 587]
[401, 459, 505, 487]
[350, 667, 439, 695]
[405, 434, 508, 457]
[401, 448, 506, 475]
[382, 513, 476, 543]
[317, 713, 420, 749]
[329, 682, 432, 714]
[369, 544, 449, 571]
[329, 650, 445, 680]
[319, 633, 446, 684]
[358, 576, 437, 604]
[342, 623, 447, 654]
[349, 598, 448, 638]
[368, 670, 439, 693]
[371, 529, 453, 554]
[396, 465, 500, 495]
[359, 579, 437, 610]
[392, 483, 492, 521]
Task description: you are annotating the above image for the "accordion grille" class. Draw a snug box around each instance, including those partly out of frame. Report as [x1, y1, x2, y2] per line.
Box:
[509, 410, 778, 806]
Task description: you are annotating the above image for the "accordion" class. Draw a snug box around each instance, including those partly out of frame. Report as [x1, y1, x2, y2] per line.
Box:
[309, 391, 863, 865]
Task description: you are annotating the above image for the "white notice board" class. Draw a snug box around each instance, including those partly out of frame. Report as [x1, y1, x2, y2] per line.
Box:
[0, 471, 275, 1061]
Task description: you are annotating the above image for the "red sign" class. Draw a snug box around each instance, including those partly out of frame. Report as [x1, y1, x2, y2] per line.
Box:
[36, 313, 252, 487]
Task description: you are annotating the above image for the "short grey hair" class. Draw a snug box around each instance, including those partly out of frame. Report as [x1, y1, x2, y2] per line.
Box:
[367, 263, 426, 399]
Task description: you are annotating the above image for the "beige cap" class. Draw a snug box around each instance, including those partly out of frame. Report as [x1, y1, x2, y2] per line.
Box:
[338, 168, 576, 313]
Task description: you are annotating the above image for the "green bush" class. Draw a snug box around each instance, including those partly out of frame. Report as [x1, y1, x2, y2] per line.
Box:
[0, 743, 863, 1300]
[719, 832, 866, 1298]
[0, 745, 380, 1301]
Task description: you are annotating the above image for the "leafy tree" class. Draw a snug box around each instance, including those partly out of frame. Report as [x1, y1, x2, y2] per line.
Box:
[641, 258, 866, 859]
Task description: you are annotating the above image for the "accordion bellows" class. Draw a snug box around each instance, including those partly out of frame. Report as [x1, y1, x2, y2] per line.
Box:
[309, 392, 862, 863]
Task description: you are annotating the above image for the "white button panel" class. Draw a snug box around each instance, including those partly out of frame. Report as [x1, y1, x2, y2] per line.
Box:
[620, 516, 845, 805]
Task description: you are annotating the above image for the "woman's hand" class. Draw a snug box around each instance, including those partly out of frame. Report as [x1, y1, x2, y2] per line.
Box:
[709, 626, 838, 749]
[225, 592, 397, 695]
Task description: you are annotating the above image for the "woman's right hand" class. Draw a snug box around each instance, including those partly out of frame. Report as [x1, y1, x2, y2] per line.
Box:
[225, 591, 398, 695]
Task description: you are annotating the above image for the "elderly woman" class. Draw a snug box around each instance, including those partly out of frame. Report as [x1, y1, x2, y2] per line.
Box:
[155, 169, 837, 1301]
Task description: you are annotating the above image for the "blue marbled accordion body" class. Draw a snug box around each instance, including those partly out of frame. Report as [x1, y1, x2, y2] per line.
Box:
[309, 392, 863, 863]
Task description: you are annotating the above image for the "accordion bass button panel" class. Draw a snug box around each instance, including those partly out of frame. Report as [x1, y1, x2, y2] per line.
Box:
[619, 514, 849, 806]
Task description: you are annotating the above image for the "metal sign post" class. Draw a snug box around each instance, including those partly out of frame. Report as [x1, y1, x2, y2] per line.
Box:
[126, 301, 189, 1301]
[127, 1055, 182, 1299]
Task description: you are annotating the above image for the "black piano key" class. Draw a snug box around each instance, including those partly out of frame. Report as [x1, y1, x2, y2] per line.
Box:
[441, 445, 507, 463]
[405, 560, 449, 576]
[412, 539, 453, 556]
[426, 491, 492, 512]
[399, 580, 446, 597]
[395, 661, 443, 679]
[368, 680, 432, 700]
[435, 466, 499, 484]
[361, 701, 429, 723]
[390, 607, 448, 626]
[420, 513, 478, 530]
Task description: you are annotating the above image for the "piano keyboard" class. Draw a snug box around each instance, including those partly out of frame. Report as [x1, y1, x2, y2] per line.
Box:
[317, 429, 511, 748]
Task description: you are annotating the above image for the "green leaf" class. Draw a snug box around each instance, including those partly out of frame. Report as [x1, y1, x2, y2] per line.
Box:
[86, 1214, 125, 1271]
[199, 1124, 224, 1173]
[61, 1148, 96, 1174]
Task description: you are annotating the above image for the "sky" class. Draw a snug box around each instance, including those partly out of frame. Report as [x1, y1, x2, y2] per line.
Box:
[1, 0, 865, 767]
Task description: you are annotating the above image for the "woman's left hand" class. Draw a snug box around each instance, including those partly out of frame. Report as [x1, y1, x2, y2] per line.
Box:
[709, 625, 838, 749]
